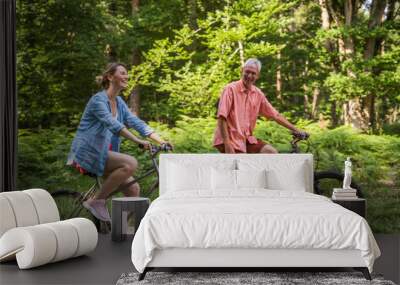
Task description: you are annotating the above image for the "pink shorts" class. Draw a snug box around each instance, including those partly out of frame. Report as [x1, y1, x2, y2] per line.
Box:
[215, 139, 267, 153]
[71, 161, 89, 175]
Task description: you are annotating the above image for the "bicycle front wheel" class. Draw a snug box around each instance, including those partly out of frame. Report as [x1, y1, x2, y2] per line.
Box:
[314, 171, 363, 198]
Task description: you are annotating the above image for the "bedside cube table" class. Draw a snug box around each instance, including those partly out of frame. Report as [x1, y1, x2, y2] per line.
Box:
[111, 197, 150, 242]
[332, 198, 366, 218]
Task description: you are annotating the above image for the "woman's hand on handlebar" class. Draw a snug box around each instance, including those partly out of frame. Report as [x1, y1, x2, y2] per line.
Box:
[138, 140, 151, 150]
[139, 141, 173, 153]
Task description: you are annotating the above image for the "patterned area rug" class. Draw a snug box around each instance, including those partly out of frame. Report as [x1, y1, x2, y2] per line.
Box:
[116, 271, 396, 285]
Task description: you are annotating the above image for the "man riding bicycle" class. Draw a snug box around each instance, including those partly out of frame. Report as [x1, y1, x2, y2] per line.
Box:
[67, 63, 171, 222]
[214, 58, 308, 153]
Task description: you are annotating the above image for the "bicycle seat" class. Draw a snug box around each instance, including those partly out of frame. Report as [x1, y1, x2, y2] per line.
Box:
[82, 171, 97, 178]
[71, 161, 97, 178]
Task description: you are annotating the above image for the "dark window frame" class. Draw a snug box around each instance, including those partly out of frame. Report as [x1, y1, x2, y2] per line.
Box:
[0, 0, 17, 192]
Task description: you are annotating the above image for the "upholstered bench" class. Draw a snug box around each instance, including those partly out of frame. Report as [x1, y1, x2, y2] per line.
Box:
[0, 189, 98, 269]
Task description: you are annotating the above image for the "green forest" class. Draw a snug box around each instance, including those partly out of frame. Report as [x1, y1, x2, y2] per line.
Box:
[17, 0, 399, 233]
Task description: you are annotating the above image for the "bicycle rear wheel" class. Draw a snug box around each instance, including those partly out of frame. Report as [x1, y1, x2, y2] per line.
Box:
[314, 171, 363, 198]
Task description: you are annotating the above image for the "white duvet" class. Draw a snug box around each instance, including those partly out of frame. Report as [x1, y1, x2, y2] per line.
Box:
[131, 190, 380, 273]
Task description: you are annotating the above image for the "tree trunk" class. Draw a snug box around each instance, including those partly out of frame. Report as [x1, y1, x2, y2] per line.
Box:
[129, 51, 141, 116]
[187, 0, 199, 51]
[340, 0, 371, 130]
[365, 93, 375, 129]
[276, 50, 283, 103]
[129, 0, 140, 115]
[131, 0, 139, 13]
[343, 102, 349, 126]
[311, 87, 320, 120]
[304, 94, 310, 119]
[330, 100, 338, 127]
[302, 60, 310, 118]
[390, 107, 399, 124]
[188, 0, 198, 30]
[343, 0, 356, 56]
[319, 0, 339, 125]
[386, 0, 396, 21]
[345, 99, 370, 130]
[362, 0, 387, 130]
[364, 0, 387, 60]
[344, 98, 368, 129]
[338, 38, 345, 62]
[303, 84, 310, 119]
[319, 0, 334, 52]
[238, 41, 244, 67]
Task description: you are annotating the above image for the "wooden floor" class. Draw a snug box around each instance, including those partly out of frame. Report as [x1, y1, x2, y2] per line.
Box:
[0, 234, 398, 285]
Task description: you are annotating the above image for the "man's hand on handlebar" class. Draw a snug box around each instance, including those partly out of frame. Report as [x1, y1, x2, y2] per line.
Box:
[292, 130, 310, 140]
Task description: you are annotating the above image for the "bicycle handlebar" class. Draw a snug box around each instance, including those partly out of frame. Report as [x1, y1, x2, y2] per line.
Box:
[154, 143, 174, 152]
[138, 142, 173, 156]
[291, 131, 310, 140]
[290, 132, 310, 153]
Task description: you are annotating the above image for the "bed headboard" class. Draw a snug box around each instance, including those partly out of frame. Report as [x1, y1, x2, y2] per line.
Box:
[159, 154, 314, 195]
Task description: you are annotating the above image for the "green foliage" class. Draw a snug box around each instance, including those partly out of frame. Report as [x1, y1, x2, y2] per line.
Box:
[16, 0, 115, 128]
[382, 122, 400, 136]
[14, 0, 400, 235]
[18, 121, 400, 233]
[150, 116, 217, 153]
[17, 128, 94, 193]
[313, 2, 400, 128]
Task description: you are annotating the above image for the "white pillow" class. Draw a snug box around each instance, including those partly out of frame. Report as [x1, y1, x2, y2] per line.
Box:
[236, 169, 268, 189]
[237, 158, 309, 192]
[167, 162, 212, 192]
[266, 162, 307, 191]
[212, 168, 237, 191]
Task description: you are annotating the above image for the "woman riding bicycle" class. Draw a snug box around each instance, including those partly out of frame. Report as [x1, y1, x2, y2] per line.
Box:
[67, 62, 170, 222]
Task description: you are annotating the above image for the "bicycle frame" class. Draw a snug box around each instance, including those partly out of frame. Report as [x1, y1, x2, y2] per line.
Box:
[82, 176, 102, 201]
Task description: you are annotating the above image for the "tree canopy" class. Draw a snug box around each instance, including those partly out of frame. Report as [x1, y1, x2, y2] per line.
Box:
[17, 0, 400, 131]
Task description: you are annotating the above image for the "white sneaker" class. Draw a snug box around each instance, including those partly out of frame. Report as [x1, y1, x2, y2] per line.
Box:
[83, 199, 111, 222]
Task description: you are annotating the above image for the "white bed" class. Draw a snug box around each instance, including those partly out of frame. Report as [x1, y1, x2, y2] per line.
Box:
[131, 154, 380, 280]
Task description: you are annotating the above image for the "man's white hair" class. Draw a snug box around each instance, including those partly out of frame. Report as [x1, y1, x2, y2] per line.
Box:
[243, 58, 262, 72]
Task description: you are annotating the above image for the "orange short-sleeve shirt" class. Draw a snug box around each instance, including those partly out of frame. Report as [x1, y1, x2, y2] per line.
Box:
[213, 80, 279, 153]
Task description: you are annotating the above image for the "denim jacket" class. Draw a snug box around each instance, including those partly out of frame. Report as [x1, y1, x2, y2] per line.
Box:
[67, 90, 153, 176]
